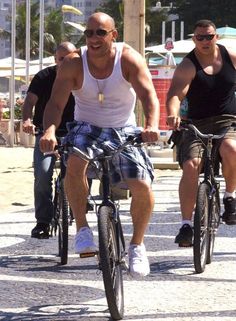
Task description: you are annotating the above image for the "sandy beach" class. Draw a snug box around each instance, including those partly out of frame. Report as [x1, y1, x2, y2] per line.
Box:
[0, 146, 34, 213]
[0, 144, 180, 216]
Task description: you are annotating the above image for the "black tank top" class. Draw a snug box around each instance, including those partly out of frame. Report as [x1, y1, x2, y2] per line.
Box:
[186, 44, 236, 119]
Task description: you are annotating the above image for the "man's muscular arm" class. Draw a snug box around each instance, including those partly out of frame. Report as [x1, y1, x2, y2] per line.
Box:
[40, 53, 80, 152]
[166, 58, 195, 129]
[122, 45, 160, 142]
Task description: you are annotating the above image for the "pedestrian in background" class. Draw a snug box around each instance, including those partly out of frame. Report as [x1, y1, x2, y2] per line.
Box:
[22, 42, 76, 239]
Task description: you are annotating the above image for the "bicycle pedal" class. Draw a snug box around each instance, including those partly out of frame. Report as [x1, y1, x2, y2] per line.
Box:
[123, 262, 129, 272]
[79, 251, 98, 258]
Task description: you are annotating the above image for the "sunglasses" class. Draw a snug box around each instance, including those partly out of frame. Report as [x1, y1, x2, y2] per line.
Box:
[84, 29, 114, 38]
[194, 34, 216, 41]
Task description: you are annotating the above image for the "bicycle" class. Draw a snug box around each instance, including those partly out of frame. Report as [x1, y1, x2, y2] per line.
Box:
[50, 137, 72, 266]
[68, 133, 143, 320]
[34, 127, 72, 265]
[179, 120, 236, 273]
[44, 135, 94, 266]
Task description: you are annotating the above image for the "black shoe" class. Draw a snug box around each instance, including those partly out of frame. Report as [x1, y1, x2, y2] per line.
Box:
[222, 197, 236, 225]
[31, 223, 50, 239]
[175, 224, 193, 247]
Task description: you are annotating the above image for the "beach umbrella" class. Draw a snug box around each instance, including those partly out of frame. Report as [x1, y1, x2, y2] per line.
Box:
[0, 57, 26, 70]
[216, 26, 236, 38]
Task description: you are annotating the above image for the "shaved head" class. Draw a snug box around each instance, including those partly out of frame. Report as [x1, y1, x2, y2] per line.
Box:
[87, 12, 115, 29]
[56, 42, 76, 53]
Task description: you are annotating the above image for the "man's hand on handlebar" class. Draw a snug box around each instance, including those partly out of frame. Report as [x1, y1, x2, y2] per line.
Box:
[39, 131, 58, 153]
[166, 115, 181, 130]
[22, 119, 36, 135]
[141, 126, 159, 143]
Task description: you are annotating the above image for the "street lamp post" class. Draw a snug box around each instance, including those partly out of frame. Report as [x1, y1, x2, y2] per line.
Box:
[10, 0, 16, 147]
[25, 0, 30, 85]
[39, 0, 44, 71]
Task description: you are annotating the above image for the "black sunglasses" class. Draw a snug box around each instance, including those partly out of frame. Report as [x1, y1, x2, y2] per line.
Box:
[83, 28, 113, 38]
[194, 34, 216, 41]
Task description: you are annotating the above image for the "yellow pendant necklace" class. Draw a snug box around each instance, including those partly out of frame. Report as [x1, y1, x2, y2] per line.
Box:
[96, 79, 106, 104]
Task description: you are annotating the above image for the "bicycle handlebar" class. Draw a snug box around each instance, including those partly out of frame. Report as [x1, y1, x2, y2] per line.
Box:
[71, 133, 143, 163]
[179, 120, 236, 141]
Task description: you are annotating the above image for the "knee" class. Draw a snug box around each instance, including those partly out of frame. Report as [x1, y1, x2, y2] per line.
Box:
[182, 158, 201, 178]
[220, 140, 236, 166]
[128, 179, 152, 197]
[66, 155, 87, 178]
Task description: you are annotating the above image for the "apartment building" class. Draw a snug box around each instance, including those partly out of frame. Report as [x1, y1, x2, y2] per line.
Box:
[0, 0, 105, 58]
[71, 0, 104, 23]
[0, 0, 11, 58]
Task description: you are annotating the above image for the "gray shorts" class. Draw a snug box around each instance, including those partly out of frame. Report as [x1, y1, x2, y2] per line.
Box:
[176, 114, 236, 167]
[64, 121, 154, 189]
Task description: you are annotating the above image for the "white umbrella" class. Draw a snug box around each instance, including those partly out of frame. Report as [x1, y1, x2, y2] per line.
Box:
[217, 37, 236, 48]
[30, 56, 55, 66]
[217, 26, 236, 38]
[0, 57, 26, 70]
[0, 65, 47, 78]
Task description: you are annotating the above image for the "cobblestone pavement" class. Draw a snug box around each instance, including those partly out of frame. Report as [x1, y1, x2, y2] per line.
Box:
[0, 150, 236, 321]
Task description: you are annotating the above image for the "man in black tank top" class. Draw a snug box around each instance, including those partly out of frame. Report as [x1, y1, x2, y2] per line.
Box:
[166, 19, 236, 246]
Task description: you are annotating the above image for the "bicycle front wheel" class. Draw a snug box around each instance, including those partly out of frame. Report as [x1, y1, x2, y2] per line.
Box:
[56, 179, 69, 265]
[98, 206, 124, 320]
[207, 187, 220, 264]
[193, 182, 210, 273]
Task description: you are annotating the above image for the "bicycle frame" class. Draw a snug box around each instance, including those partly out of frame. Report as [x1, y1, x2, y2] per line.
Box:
[70, 134, 143, 320]
[180, 121, 226, 273]
[201, 135, 220, 202]
[97, 153, 127, 263]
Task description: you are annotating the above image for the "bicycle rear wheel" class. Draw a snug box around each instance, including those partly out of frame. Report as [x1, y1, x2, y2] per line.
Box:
[98, 205, 124, 320]
[207, 187, 220, 264]
[193, 182, 210, 273]
[55, 178, 69, 265]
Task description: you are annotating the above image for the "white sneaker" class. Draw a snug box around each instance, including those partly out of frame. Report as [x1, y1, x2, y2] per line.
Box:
[128, 243, 150, 278]
[74, 227, 97, 254]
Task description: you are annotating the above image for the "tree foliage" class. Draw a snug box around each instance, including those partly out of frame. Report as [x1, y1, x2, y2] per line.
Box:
[95, 0, 236, 44]
[97, 0, 124, 41]
[2, 0, 236, 57]
[98, 0, 168, 45]
[0, 2, 75, 59]
[172, 0, 236, 38]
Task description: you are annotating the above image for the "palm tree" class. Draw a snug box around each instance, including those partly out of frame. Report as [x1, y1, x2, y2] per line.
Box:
[0, 3, 74, 59]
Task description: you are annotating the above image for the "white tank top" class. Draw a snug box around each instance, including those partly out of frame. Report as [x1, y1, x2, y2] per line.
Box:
[72, 42, 137, 128]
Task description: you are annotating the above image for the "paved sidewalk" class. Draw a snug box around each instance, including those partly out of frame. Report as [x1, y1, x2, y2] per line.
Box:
[0, 147, 236, 321]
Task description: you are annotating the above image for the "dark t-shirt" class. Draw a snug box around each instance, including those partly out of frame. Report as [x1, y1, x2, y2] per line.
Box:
[28, 65, 74, 135]
[186, 44, 236, 119]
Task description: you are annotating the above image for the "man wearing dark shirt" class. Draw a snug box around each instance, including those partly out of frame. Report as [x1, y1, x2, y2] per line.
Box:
[166, 20, 236, 247]
[22, 42, 76, 238]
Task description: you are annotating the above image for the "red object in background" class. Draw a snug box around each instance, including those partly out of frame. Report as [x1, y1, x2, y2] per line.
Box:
[150, 67, 175, 130]
[165, 37, 174, 51]
[152, 78, 172, 130]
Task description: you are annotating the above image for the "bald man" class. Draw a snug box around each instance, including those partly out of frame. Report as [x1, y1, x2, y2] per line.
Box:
[40, 13, 160, 278]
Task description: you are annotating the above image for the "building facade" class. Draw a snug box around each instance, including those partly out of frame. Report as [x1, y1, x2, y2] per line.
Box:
[0, 1, 11, 58]
[0, 0, 105, 59]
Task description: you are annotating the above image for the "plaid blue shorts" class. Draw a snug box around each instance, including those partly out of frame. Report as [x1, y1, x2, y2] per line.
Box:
[64, 121, 154, 189]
